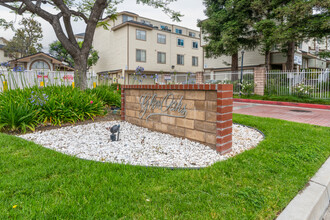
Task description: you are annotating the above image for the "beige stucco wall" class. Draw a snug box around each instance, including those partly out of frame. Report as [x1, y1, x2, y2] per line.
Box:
[308, 58, 327, 69]
[128, 26, 202, 73]
[0, 50, 10, 63]
[204, 49, 265, 70]
[0, 38, 10, 63]
[92, 12, 203, 81]
[92, 24, 128, 74]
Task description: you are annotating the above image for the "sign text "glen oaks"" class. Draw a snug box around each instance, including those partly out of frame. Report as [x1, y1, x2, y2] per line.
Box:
[139, 93, 187, 120]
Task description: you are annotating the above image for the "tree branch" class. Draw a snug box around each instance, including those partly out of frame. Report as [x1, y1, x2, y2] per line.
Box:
[81, 0, 107, 55]
[52, 0, 79, 47]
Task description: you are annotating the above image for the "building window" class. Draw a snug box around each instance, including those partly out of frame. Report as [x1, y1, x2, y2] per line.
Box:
[175, 28, 182, 34]
[123, 15, 133, 23]
[157, 52, 166, 64]
[189, 32, 196, 37]
[177, 38, 184, 47]
[136, 30, 146, 41]
[157, 34, 166, 44]
[192, 56, 198, 66]
[136, 49, 146, 62]
[31, 60, 50, 70]
[192, 41, 198, 49]
[177, 54, 184, 65]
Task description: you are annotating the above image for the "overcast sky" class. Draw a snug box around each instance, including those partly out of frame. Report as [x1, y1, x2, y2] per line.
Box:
[0, 0, 207, 52]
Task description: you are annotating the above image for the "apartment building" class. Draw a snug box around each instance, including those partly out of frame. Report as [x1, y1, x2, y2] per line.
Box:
[92, 11, 203, 84]
[0, 37, 10, 63]
[201, 35, 330, 76]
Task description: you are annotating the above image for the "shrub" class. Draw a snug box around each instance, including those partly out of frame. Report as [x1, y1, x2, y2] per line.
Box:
[38, 85, 105, 125]
[293, 83, 313, 98]
[87, 85, 121, 108]
[0, 85, 106, 133]
[241, 81, 255, 96]
[0, 97, 39, 133]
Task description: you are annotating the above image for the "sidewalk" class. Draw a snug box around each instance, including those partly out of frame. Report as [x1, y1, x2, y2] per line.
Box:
[233, 102, 330, 127]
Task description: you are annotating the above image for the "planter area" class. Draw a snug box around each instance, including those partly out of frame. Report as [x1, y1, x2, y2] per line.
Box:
[19, 121, 264, 168]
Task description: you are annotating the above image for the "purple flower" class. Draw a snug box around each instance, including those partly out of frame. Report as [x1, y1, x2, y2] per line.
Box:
[135, 66, 144, 75]
[13, 66, 24, 72]
[0, 62, 10, 67]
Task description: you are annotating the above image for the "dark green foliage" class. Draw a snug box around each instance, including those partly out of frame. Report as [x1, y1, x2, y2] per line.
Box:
[201, 0, 330, 71]
[86, 85, 121, 107]
[0, 86, 106, 132]
[199, 0, 259, 71]
[49, 41, 99, 68]
[0, 115, 329, 218]
[0, 99, 39, 133]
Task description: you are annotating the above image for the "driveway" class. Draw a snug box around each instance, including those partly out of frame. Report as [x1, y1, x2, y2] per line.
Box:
[233, 102, 330, 127]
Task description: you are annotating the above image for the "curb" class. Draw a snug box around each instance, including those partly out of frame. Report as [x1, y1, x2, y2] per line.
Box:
[233, 99, 330, 110]
[277, 157, 330, 220]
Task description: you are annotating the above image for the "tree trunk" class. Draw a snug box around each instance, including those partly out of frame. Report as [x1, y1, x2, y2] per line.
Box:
[265, 50, 271, 72]
[286, 41, 295, 71]
[74, 55, 88, 90]
[231, 52, 239, 81]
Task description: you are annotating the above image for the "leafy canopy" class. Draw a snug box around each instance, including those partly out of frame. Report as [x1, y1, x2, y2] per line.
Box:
[4, 17, 43, 59]
[49, 41, 99, 68]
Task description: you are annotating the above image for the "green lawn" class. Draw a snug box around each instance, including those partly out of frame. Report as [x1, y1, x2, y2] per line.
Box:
[1, 114, 329, 219]
[234, 94, 330, 105]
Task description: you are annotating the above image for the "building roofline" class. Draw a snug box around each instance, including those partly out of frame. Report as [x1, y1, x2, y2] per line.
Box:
[138, 16, 200, 32]
[117, 11, 138, 17]
[9, 52, 74, 70]
[100, 11, 200, 32]
[112, 20, 153, 31]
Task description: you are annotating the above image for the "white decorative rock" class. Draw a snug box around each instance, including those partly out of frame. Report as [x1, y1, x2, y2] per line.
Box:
[18, 121, 264, 168]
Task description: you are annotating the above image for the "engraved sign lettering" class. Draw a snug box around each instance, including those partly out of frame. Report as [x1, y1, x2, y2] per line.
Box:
[139, 93, 187, 120]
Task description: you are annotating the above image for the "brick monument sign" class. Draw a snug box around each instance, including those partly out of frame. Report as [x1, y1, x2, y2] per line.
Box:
[121, 84, 233, 154]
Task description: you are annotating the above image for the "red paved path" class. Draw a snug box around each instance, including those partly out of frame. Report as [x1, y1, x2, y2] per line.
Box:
[233, 102, 330, 127]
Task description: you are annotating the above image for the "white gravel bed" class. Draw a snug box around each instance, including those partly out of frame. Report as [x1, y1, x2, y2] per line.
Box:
[18, 121, 264, 168]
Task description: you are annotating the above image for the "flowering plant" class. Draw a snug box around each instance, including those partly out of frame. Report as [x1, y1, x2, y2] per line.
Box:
[133, 66, 145, 84]
[240, 81, 255, 96]
[293, 83, 313, 98]
[13, 66, 25, 72]
[150, 74, 159, 84]
[28, 91, 49, 107]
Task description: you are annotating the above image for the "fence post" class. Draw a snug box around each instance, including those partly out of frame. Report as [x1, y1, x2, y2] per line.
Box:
[3, 81, 8, 91]
[254, 67, 266, 96]
[196, 72, 204, 84]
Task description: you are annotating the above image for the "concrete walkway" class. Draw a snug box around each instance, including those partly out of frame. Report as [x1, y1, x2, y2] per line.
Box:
[233, 102, 330, 127]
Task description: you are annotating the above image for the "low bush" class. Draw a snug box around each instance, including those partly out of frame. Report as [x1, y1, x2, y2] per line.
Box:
[0, 85, 106, 133]
[87, 85, 121, 108]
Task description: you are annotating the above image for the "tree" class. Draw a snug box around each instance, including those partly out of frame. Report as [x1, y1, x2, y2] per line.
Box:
[4, 17, 43, 59]
[199, 0, 258, 75]
[49, 40, 99, 69]
[272, 0, 329, 71]
[0, 0, 181, 89]
[251, 0, 278, 72]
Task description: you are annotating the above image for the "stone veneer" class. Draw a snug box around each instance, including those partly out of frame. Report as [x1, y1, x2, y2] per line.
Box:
[121, 84, 233, 154]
